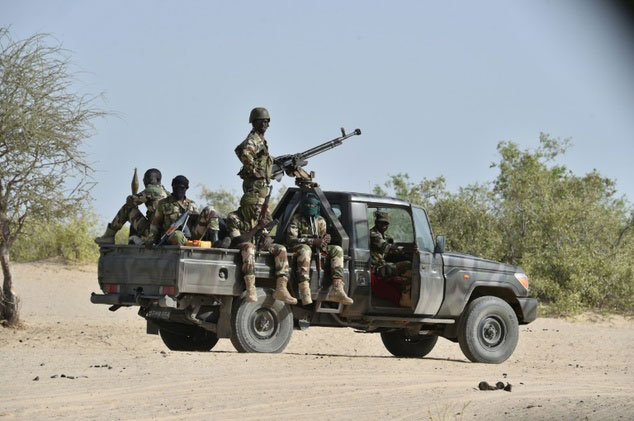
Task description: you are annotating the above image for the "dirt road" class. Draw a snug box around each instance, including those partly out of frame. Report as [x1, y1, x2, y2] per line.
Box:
[1, 262, 633, 420]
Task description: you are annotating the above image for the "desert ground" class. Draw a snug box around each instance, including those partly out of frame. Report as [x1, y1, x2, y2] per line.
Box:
[0, 262, 633, 420]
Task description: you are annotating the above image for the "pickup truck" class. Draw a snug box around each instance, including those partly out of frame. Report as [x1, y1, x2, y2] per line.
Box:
[92, 186, 538, 364]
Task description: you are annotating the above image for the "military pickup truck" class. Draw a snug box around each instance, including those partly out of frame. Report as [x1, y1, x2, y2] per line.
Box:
[92, 186, 537, 364]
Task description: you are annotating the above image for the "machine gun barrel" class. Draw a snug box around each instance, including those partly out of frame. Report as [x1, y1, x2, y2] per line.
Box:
[272, 128, 361, 181]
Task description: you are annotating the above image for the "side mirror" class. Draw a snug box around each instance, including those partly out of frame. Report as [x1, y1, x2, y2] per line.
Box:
[434, 235, 446, 254]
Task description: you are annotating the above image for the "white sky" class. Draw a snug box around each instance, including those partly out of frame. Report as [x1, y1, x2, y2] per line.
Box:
[3, 0, 634, 220]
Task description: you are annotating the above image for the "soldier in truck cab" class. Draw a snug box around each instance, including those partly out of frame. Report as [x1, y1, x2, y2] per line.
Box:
[370, 209, 413, 307]
[285, 193, 354, 306]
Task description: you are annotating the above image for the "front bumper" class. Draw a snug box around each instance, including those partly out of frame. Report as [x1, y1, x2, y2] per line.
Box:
[517, 297, 538, 324]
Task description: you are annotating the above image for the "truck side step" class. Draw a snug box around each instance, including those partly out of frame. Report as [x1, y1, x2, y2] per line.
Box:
[363, 315, 455, 324]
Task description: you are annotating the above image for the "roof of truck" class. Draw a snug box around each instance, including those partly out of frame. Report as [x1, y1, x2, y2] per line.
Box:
[286, 187, 412, 207]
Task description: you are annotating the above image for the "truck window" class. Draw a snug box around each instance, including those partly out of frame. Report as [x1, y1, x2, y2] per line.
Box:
[412, 206, 435, 253]
[367, 207, 414, 243]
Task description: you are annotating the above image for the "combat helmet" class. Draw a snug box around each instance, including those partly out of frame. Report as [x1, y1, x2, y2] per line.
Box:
[249, 107, 270, 123]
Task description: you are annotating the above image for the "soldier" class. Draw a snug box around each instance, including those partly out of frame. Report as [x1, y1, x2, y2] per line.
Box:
[95, 168, 169, 245]
[144, 175, 219, 246]
[235, 107, 274, 198]
[285, 193, 353, 306]
[226, 192, 296, 304]
[370, 210, 412, 307]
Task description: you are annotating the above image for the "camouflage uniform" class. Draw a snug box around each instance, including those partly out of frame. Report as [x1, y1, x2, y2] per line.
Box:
[148, 195, 203, 246]
[95, 184, 168, 244]
[286, 214, 345, 282]
[235, 130, 273, 198]
[370, 211, 412, 306]
[227, 193, 295, 304]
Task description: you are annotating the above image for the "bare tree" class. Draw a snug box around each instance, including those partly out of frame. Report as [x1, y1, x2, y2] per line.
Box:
[0, 28, 105, 325]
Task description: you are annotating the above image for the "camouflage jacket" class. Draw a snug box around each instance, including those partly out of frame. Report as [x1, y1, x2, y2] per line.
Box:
[285, 214, 327, 250]
[127, 184, 169, 220]
[149, 195, 200, 239]
[226, 209, 273, 241]
[235, 131, 273, 181]
[370, 226, 392, 266]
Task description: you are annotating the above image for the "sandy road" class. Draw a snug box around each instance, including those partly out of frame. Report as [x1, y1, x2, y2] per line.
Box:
[1, 262, 633, 420]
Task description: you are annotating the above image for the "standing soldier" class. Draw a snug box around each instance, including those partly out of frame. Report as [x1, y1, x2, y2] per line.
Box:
[235, 107, 274, 198]
[144, 175, 219, 246]
[95, 168, 168, 245]
[285, 193, 354, 306]
[370, 210, 412, 307]
[226, 192, 296, 305]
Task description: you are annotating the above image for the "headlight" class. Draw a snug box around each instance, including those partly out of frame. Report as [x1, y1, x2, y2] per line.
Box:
[514, 273, 529, 291]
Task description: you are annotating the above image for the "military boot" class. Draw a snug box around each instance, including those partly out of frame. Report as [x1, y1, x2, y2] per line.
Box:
[326, 278, 354, 305]
[244, 275, 257, 303]
[94, 224, 117, 245]
[273, 277, 297, 305]
[298, 281, 313, 305]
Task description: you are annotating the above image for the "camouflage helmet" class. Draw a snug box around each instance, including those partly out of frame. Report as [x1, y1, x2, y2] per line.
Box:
[249, 107, 270, 123]
[374, 209, 389, 223]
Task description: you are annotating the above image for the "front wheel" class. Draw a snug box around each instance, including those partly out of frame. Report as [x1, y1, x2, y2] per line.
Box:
[159, 323, 219, 352]
[230, 288, 293, 353]
[457, 296, 519, 363]
[381, 330, 438, 358]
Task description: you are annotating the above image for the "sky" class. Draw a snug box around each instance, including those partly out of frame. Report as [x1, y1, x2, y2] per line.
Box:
[2, 0, 634, 220]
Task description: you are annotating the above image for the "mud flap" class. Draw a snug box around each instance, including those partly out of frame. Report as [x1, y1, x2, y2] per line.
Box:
[216, 295, 233, 338]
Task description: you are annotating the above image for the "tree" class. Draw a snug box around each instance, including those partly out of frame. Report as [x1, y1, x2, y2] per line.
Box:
[0, 28, 105, 325]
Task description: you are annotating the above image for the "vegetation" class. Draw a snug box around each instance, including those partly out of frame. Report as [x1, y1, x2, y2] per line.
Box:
[374, 134, 634, 315]
[0, 28, 105, 325]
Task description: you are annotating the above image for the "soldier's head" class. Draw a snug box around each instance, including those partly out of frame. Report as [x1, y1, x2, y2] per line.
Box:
[171, 175, 189, 201]
[374, 209, 390, 234]
[301, 193, 320, 218]
[249, 107, 270, 135]
[240, 192, 264, 221]
[143, 168, 162, 187]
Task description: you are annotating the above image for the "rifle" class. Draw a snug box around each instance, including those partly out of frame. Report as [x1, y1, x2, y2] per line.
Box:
[271, 128, 362, 182]
[157, 210, 191, 246]
[231, 219, 279, 248]
[309, 216, 322, 284]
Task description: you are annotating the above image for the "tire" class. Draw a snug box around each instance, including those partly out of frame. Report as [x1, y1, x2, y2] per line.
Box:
[230, 288, 293, 353]
[457, 296, 519, 364]
[380, 330, 438, 358]
[159, 324, 219, 352]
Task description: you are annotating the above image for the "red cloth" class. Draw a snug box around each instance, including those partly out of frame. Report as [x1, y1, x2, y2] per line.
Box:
[371, 272, 402, 306]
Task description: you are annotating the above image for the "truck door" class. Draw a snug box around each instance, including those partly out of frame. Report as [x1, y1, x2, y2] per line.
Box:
[411, 206, 444, 315]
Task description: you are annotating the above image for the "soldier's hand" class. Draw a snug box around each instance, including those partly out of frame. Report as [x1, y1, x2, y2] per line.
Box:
[310, 237, 324, 247]
[259, 234, 273, 251]
[143, 237, 154, 248]
[126, 195, 136, 205]
[322, 234, 331, 246]
[387, 237, 394, 245]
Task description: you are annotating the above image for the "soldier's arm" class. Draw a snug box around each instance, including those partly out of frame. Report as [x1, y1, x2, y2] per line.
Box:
[226, 214, 242, 240]
[126, 191, 147, 206]
[192, 206, 220, 241]
[147, 207, 164, 244]
[370, 230, 391, 254]
[238, 137, 259, 168]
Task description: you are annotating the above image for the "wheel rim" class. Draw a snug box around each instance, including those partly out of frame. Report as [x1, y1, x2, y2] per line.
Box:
[478, 316, 505, 348]
[250, 308, 277, 340]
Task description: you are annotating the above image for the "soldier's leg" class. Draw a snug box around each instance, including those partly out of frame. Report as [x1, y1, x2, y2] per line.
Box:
[393, 261, 412, 307]
[325, 245, 353, 305]
[241, 242, 257, 302]
[128, 210, 150, 245]
[294, 245, 313, 305]
[95, 203, 141, 245]
[270, 244, 297, 305]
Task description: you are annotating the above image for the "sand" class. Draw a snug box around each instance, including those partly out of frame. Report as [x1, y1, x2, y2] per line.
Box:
[1, 262, 633, 420]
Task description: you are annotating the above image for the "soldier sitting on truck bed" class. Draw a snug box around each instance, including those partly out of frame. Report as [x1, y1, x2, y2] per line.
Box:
[370, 209, 412, 307]
[285, 193, 354, 306]
[95, 168, 169, 245]
[226, 192, 297, 305]
[143, 175, 220, 246]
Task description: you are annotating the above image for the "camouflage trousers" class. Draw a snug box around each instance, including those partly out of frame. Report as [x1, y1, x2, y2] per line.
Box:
[293, 244, 344, 283]
[109, 203, 149, 237]
[240, 242, 289, 279]
[242, 178, 269, 198]
[374, 261, 412, 291]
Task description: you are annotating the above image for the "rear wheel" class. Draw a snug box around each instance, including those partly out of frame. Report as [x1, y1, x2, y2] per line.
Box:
[457, 296, 519, 363]
[230, 288, 293, 353]
[159, 323, 218, 352]
[381, 330, 438, 358]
